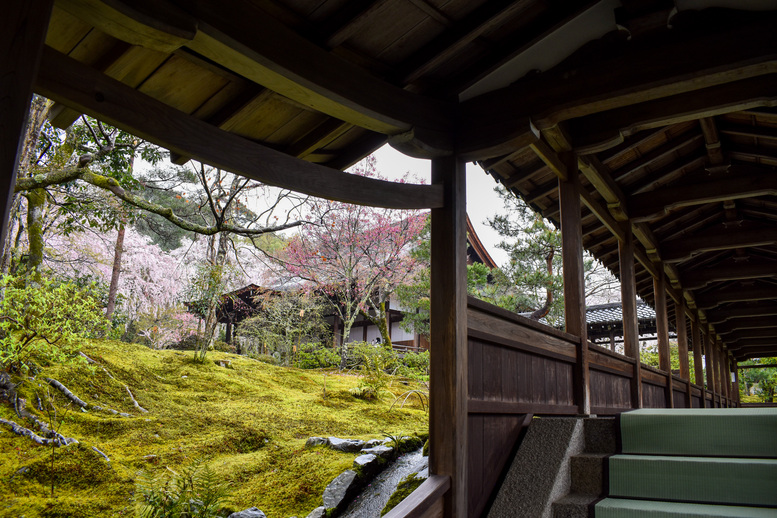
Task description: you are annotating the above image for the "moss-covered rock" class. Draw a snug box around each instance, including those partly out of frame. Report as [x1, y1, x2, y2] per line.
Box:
[381, 473, 425, 515]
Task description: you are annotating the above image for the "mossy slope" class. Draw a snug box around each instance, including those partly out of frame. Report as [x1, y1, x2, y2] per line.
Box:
[0, 339, 427, 517]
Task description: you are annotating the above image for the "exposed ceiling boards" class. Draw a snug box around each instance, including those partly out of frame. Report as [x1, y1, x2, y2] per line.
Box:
[459, 0, 621, 101]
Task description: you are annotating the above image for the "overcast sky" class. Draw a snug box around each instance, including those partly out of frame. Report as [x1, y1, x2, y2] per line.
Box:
[371, 144, 509, 266]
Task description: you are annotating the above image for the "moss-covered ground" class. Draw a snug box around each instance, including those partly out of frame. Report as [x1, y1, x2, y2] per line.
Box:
[0, 339, 428, 517]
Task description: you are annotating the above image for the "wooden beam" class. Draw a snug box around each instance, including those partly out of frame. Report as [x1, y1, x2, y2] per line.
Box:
[737, 363, 777, 370]
[320, 0, 390, 49]
[559, 154, 590, 414]
[695, 282, 777, 310]
[1, 0, 54, 247]
[719, 121, 777, 141]
[619, 229, 642, 409]
[726, 329, 777, 343]
[57, 0, 197, 53]
[699, 116, 726, 167]
[629, 152, 707, 195]
[529, 138, 567, 180]
[662, 224, 777, 264]
[462, 11, 777, 141]
[429, 156, 468, 517]
[179, 0, 454, 136]
[35, 47, 442, 209]
[629, 167, 777, 221]
[568, 74, 777, 152]
[707, 302, 777, 324]
[612, 133, 704, 184]
[682, 259, 777, 289]
[398, 0, 534, 85]
[715, 317, 777, 336]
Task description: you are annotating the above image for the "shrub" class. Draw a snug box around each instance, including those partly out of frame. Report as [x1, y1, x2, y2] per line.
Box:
[396, 351, 429, 381]
[0, 273, 109, 373]
[347, 342, 398, 400]
[135, 459, 231, 518]
[294, 343, 340, 369]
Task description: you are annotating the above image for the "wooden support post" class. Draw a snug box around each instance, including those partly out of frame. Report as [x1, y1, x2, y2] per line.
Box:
[675, 299, 691, 407]
[559, 153, 589, 415]
[734, 361, 741, 406]
[720, 346, 730, 404]
[619, 230, 642, 409]
[692, 319, 704, 407]
[705, 332, 716, 406]
[0, 0, 54, 246]
[430, 156, 467, 517]
[653, 272, 673, 407]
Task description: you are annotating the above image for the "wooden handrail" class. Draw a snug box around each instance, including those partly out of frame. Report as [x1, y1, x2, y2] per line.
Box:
[383, 475, 451, 518]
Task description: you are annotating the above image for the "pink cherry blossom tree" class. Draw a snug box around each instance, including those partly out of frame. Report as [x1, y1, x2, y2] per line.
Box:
[269, 156, 426, 365]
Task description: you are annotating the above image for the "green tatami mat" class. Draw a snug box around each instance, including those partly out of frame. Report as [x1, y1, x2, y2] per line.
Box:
[608, 455, 777, 507]
[619, 409, 777, 457]
[595, 498, 777, 518]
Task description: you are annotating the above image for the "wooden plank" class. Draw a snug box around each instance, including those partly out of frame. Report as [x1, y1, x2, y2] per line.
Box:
[467, 319, 577, 362]
[466, 414, 484, 518]
[35, 47, 443, 209]
[0, 0, 54, 247]
[383, 475, 450, 518]
[559, 154, 589, 414]
[182, 0, 453, 136]
[467, 296, 579, 344]
[429, 156, 467, 518]
[620, 230, 643, 409]
[468, 399, 578, 415]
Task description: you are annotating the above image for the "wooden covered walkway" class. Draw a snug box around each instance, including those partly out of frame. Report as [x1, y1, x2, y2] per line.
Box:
[3, 1, 775, 516]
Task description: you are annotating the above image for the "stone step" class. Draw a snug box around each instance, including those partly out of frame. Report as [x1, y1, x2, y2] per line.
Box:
[583, 417, 617, 455]
[619, 408, 777, 458]
[570, 453, 608, 496]
[608, 455, 777, 507]
[552, 493, 597, 518]
[595, 498, 777, 518]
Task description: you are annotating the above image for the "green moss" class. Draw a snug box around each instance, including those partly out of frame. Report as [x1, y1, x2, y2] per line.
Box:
[422, 438, 429, 457]
[381, 473, 424, 516]
[0, 338, 428, 517]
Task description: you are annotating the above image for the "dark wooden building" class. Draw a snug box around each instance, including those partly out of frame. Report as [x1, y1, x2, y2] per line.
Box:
[4, 1, 777, 516]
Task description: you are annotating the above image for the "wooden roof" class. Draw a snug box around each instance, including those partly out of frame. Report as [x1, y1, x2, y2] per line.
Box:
[27, 0, 777, 361]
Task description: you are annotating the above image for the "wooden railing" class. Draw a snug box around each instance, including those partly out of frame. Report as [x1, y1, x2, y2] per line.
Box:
[391, 297, 738, 518]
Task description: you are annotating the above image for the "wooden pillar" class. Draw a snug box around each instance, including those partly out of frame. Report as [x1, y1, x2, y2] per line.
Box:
[734, 361, 741, 406]
[619, 230, 642, 409]
[675, 299, 691, 407]
[720, 347, 730, 403]
[0, 0, 54, 245]
[704, 331, 715, 405]
[692, 319, 705, 407]
[430, 156, 467, 517]
[559, 154, 589, 415]
[653, 272, 672, 407]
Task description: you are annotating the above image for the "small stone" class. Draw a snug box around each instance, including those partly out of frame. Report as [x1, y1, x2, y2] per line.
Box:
[305, 436, 328, 448]
[305, 507, 326, 518]
[328, 436, 365, 452]
[227, 508, 266, 518]
[353, 453, 377, 468]
[363, 438, 383, 448]
[361, 445, 393, 459]
[323, 469, 358, 509]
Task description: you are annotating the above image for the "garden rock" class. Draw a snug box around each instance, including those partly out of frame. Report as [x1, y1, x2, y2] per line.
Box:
[227, 508, 266, 518]
[328, 436, 365, 452]
[363, 438, 383, 448]
[323, 469, 358, 510]
[305, 436, 328, 448]
[361, 444, 393, 459]
[305, 507, 326, 518]
[354, 453, 384, 478]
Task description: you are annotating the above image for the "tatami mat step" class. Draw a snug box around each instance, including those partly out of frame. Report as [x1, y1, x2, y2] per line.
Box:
[619, 409, 777, 458]
[608, 455, 777, 507]
[595, 498, 777, 518]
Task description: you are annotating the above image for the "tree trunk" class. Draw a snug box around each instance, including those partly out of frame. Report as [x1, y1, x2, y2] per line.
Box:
[196, 232, 229, 361]
[4, 97, 51, 275]
[362, 302, 392, 349]
[25, 188, 45, 274]
[105, 224, 125, 319]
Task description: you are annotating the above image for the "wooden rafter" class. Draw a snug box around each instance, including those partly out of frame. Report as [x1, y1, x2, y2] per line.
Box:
[682, 259, 777, 290]
[661, 224, 777, 264]
[695, 282, 777, 310]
